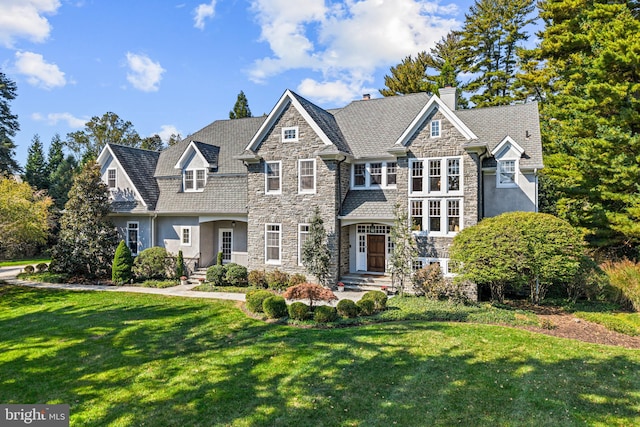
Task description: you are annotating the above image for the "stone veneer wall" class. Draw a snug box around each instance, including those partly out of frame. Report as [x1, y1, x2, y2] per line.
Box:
[246, 103, 341, 284]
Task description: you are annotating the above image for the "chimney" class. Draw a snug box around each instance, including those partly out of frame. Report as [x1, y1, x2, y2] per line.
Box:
[362, 94, 371, 100]
[439, 86, 458, 110]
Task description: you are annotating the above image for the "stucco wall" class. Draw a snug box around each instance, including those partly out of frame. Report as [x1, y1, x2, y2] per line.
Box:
[483, 171, 537, 217]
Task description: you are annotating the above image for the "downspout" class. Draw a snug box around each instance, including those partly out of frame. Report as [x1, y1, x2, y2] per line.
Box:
[478, 147, 488, 221]
[534, 168, 539, 213]
[151, 213, 157, 247]
[336, 155, 347, 281]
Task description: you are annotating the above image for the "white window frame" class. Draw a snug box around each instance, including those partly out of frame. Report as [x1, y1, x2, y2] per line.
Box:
[409, 157, 463, 196]
[351, 161, 398, 189]
[183, 168, 206, 192]
[298, 159, 316, 194]
[107, 168, 117, 189]
[413, 257, 455, 277]
[409, 198, 463, 236]
[430, 120, 441, 137]
[219, 228, 233, 264]
[265, 161, 282, 195]
[181, 226, 191, 246]
[265, 223, 281, 264]
[386, 162, 397, 187]
[298, 223, 310, 266]
[497, 159, 518, 188]
[127, 222, 139, 255]
[282, 126, 299, 142]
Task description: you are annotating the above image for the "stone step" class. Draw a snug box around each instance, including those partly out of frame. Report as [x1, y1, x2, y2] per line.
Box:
[339, 274, 395, 292]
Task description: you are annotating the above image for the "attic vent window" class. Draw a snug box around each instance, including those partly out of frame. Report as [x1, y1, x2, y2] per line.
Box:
[282, 127, 298, 142]
[430, 120, 441, 137]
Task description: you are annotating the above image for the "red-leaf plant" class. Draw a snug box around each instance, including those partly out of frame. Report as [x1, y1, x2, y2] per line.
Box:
[282, 283, 338, 309]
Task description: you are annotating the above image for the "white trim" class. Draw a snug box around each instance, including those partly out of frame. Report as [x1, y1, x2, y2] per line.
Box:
[174, 140, 212, 170]
[265, 160, 282, 195]
[496, 159, 518, 188]
[218, 228, 233, 263]
[298, 223, 310, 266]
[350, 160, 398, 190]
[409, 198, 463, 237]
[96, 145, 147, 207]
[298, 159, 316, 194]
[265, 223, 281, 264]
[394, 95, 477, 147]
[107, 168, 117, 189]
[409, 156, 463, 196]
[491, 135, 524, 157]
[127, 221, 139, 255]
[282, 126, 299, 142]
[181, 226, 191, 246]
[183, 168, 207, 192]
[430, 119, 441, 137]
[413, 257, 456, 277]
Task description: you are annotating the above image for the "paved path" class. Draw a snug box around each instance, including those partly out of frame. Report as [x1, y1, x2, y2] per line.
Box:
[0, 266, 366, 303]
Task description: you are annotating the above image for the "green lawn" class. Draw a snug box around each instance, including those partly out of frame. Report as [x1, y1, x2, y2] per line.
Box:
[0, 287, 638, 426]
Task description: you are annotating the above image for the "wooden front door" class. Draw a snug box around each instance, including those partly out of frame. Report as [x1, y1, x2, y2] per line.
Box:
[367, 235, 386, 272]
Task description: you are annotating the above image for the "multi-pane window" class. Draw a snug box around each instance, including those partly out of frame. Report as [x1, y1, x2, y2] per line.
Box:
[430, 120, 441, 137]
[354, 164, 366, 187]
[413, 258, 456, 277]
[196, 170, 206, 190]
[369, 163, 382, 185]
[184, 170, 194, 190]
[220, 230, 232, 262]
[265, 224, 281, 263]
[409, 198, 462, 235]
[299, 159, 315, 193]
[265, 161, 281, 194]
[498, 160, 516, 186]
[282, 127, 298, 142]
[410, 157, 462, 194]
[184, 169, 205, 191]
[298, 224, 310, 265]
[127, 222, 139, 255]
[386, 162, 397, 186]
[107, 169, 116, 189]
[181, 226, 191, 246]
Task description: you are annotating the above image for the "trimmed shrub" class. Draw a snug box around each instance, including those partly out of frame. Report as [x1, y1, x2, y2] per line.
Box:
[23, 265, 35, 274]
[289, 273, 307, 287]
[206, 264, 227, 286]
[225, 263, 248, 287]
[217, 251, 224, 266]
[361, 290, 387, 311]
[35, 263, 48, 273]
[133, 247, 174, 280]
[112, 240, 134, 285]
[267, 269, 290, 290]
[248, 270, 267, 288]
[313, 305, 337, 323]
[246, 290, 274, 313]
[337, 299, 358, 318]
[413, 263, 446, 299]
[175, 250, 185, 279]
[263, 295, 288, 319]
[356, 298, 375, 316]
[288, 302, 310, 321]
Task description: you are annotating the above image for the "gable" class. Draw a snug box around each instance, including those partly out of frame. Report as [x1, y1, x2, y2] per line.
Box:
[174, 140, 219, 171]
[492, 136, 524, 160]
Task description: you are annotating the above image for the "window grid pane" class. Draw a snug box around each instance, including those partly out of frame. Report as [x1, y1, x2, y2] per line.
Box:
[267, 163, 280, 192]
[370, 163, 382, 185]
[499, 160, 516, 184]
[431, 120, 440, 137]
[300, 160, 315, 191]
[386, 162, 397, 185]
[411, 200, 423, 230]
[448, 200, 460, 232]
[429, 200, 441, 232]
[448, 159, 460, 191]
[354, 164, 366, 186]
[196, 170, 205, 190]
[266, 224, 281, 261]
[411, 161, 423, 192]
[108, 169, 116, 188]
[429, 160, 441, 192]
[185, 170, 194, 190]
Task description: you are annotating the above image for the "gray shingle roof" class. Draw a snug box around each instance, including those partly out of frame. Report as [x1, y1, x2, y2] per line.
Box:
[455, 102, 543, 169]
[192, 141, 220, 169]
[155, 116, 266, 177]
[340, 189, 397, 219]
[154, 175, 247, 214]
[108, 144, 160, 209]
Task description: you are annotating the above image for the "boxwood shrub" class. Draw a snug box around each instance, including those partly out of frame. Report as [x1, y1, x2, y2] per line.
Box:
[288, 302, 310, 321]
[356, 298, 375, 316]
[313, 305, 337, 323]
[246, 290, 274, 313]
[336, 299, 358, 318]
[362, 290, 387, 311]
[263, 295, 288, 319]
[206, 265, 227, 286]
[225, 263, 248, 287]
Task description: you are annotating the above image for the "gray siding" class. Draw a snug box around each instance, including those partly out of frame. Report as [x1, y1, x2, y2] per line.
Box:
[483, 172, 537, 217]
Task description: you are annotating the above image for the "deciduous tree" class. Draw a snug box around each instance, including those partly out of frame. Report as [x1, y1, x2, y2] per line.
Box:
[301, 206, 331, 285]
[388, 204, 417, 295]
[282, 283, 337, 309]
[66, 112, 142, 161]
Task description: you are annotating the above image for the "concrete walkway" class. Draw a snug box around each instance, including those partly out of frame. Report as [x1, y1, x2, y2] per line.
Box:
[0, 266, 366, 303]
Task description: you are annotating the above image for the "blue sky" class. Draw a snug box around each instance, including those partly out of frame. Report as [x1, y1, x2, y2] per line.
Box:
[1, 0, 478, 167]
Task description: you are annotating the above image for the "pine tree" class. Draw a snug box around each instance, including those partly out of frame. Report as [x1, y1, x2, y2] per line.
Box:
[0, 70, 20, 175]
[301, 206, 331, 286]
[112, 240, 133, 285]
[48, 154, 77, 210]
[379, 52, 432, 96]
[460, 0, 536, 107]
[523, 0, 640, 250]
[50, 160, 119, 278]
[229, 91, 252, 119]
[47, 134, 64, 177]
[24, 134, 49, 190]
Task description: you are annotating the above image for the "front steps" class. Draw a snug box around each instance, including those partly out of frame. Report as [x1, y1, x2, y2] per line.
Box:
[187, 268, 208, 285]
[339, 273, 395, 292]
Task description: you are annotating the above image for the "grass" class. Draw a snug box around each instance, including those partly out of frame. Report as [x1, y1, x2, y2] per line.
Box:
[0, 286, 638, 426]
[0, 258, 50, 267]
[194, 283, 256, 293]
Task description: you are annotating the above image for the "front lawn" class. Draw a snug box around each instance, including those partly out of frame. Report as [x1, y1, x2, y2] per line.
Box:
[0, 286, 638, 426]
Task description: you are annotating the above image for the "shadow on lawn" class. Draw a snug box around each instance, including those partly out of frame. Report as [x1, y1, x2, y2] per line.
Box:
[0, 287, 638, 426]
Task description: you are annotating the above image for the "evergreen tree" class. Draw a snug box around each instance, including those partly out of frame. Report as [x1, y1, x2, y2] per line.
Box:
[459, 0, 536, 107]
[167, 133, 183, 147]
[112, 240, 133, 284]
[388, 204, 418, 295]
[0, 70, 20, 175]
[523, 0, 640, 250]
[50, 160, 118, 278]
[24, 134, 49, 190]
[229, 91, 252, 119]
[379, 52, 432, 96]
[140, 134, 164, 151]
[48, 154, 77, 210]
[301, 206, 331, 285]
[47, 134, 64, 177]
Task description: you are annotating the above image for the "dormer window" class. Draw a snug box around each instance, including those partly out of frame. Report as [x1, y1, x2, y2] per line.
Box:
[430, 120, 441, 137]
[492, 136, 524, 189]
[282, 127, 298, 142]
[498, 160, 517, 186]
[184, 169, 206, 191]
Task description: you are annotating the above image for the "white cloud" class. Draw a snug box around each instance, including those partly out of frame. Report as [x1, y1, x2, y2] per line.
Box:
[32, 112, 86, 128]
[125, 52, 165, 92]
[14, 51, 66, 89]
[156, 125, 182, 142]
[193, 1, 217, 30]
[248, 0, 460, 103]
[0, 0, 61, 48]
